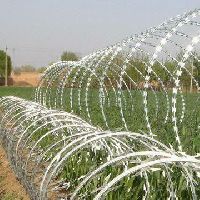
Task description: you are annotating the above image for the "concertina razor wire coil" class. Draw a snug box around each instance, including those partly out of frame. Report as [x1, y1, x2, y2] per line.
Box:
[0, 8, 200, 199]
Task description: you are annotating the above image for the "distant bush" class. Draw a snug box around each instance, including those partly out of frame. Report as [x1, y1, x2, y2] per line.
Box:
[13, 67, 21, 75]
[61, 51, 79, 61]
[13, 65, 37, 74]
[20, 65, 36, 72]
[36, 66, 46, 73]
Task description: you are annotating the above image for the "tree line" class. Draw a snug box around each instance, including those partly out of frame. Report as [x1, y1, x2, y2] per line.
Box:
[0, 49, 199, 91]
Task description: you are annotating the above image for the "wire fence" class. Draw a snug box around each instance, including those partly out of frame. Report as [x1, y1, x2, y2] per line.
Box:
[0, 8, 200, 200]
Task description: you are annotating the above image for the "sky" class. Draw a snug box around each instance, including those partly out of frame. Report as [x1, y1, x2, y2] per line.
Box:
[0, 0, 200, 67]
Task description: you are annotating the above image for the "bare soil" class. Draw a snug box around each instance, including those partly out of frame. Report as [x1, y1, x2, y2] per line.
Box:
[0, 145, 30, 200]
[12, 72, 42, 87]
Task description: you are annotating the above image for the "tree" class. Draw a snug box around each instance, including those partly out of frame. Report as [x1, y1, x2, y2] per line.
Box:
[61, 51, 79, 61]
[0, 50, 12, 77]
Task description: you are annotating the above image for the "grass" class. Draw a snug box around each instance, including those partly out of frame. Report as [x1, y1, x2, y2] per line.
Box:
[0, 87, 35, 100]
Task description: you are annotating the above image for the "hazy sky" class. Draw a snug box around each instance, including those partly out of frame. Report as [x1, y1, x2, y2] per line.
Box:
[0, 0, 200, 67]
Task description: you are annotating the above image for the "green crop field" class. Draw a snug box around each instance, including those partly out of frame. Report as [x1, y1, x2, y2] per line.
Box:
[36, 88, 200, 154]
[0, 87, 35, 100]
[0, 87, 200, 199]
[34, 88, 200, 199]
[1, 87, 199, 155]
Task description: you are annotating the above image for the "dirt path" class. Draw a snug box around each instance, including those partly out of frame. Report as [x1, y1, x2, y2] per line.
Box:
[12, 72, 41, 86]
[0, 145, 30, 200]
